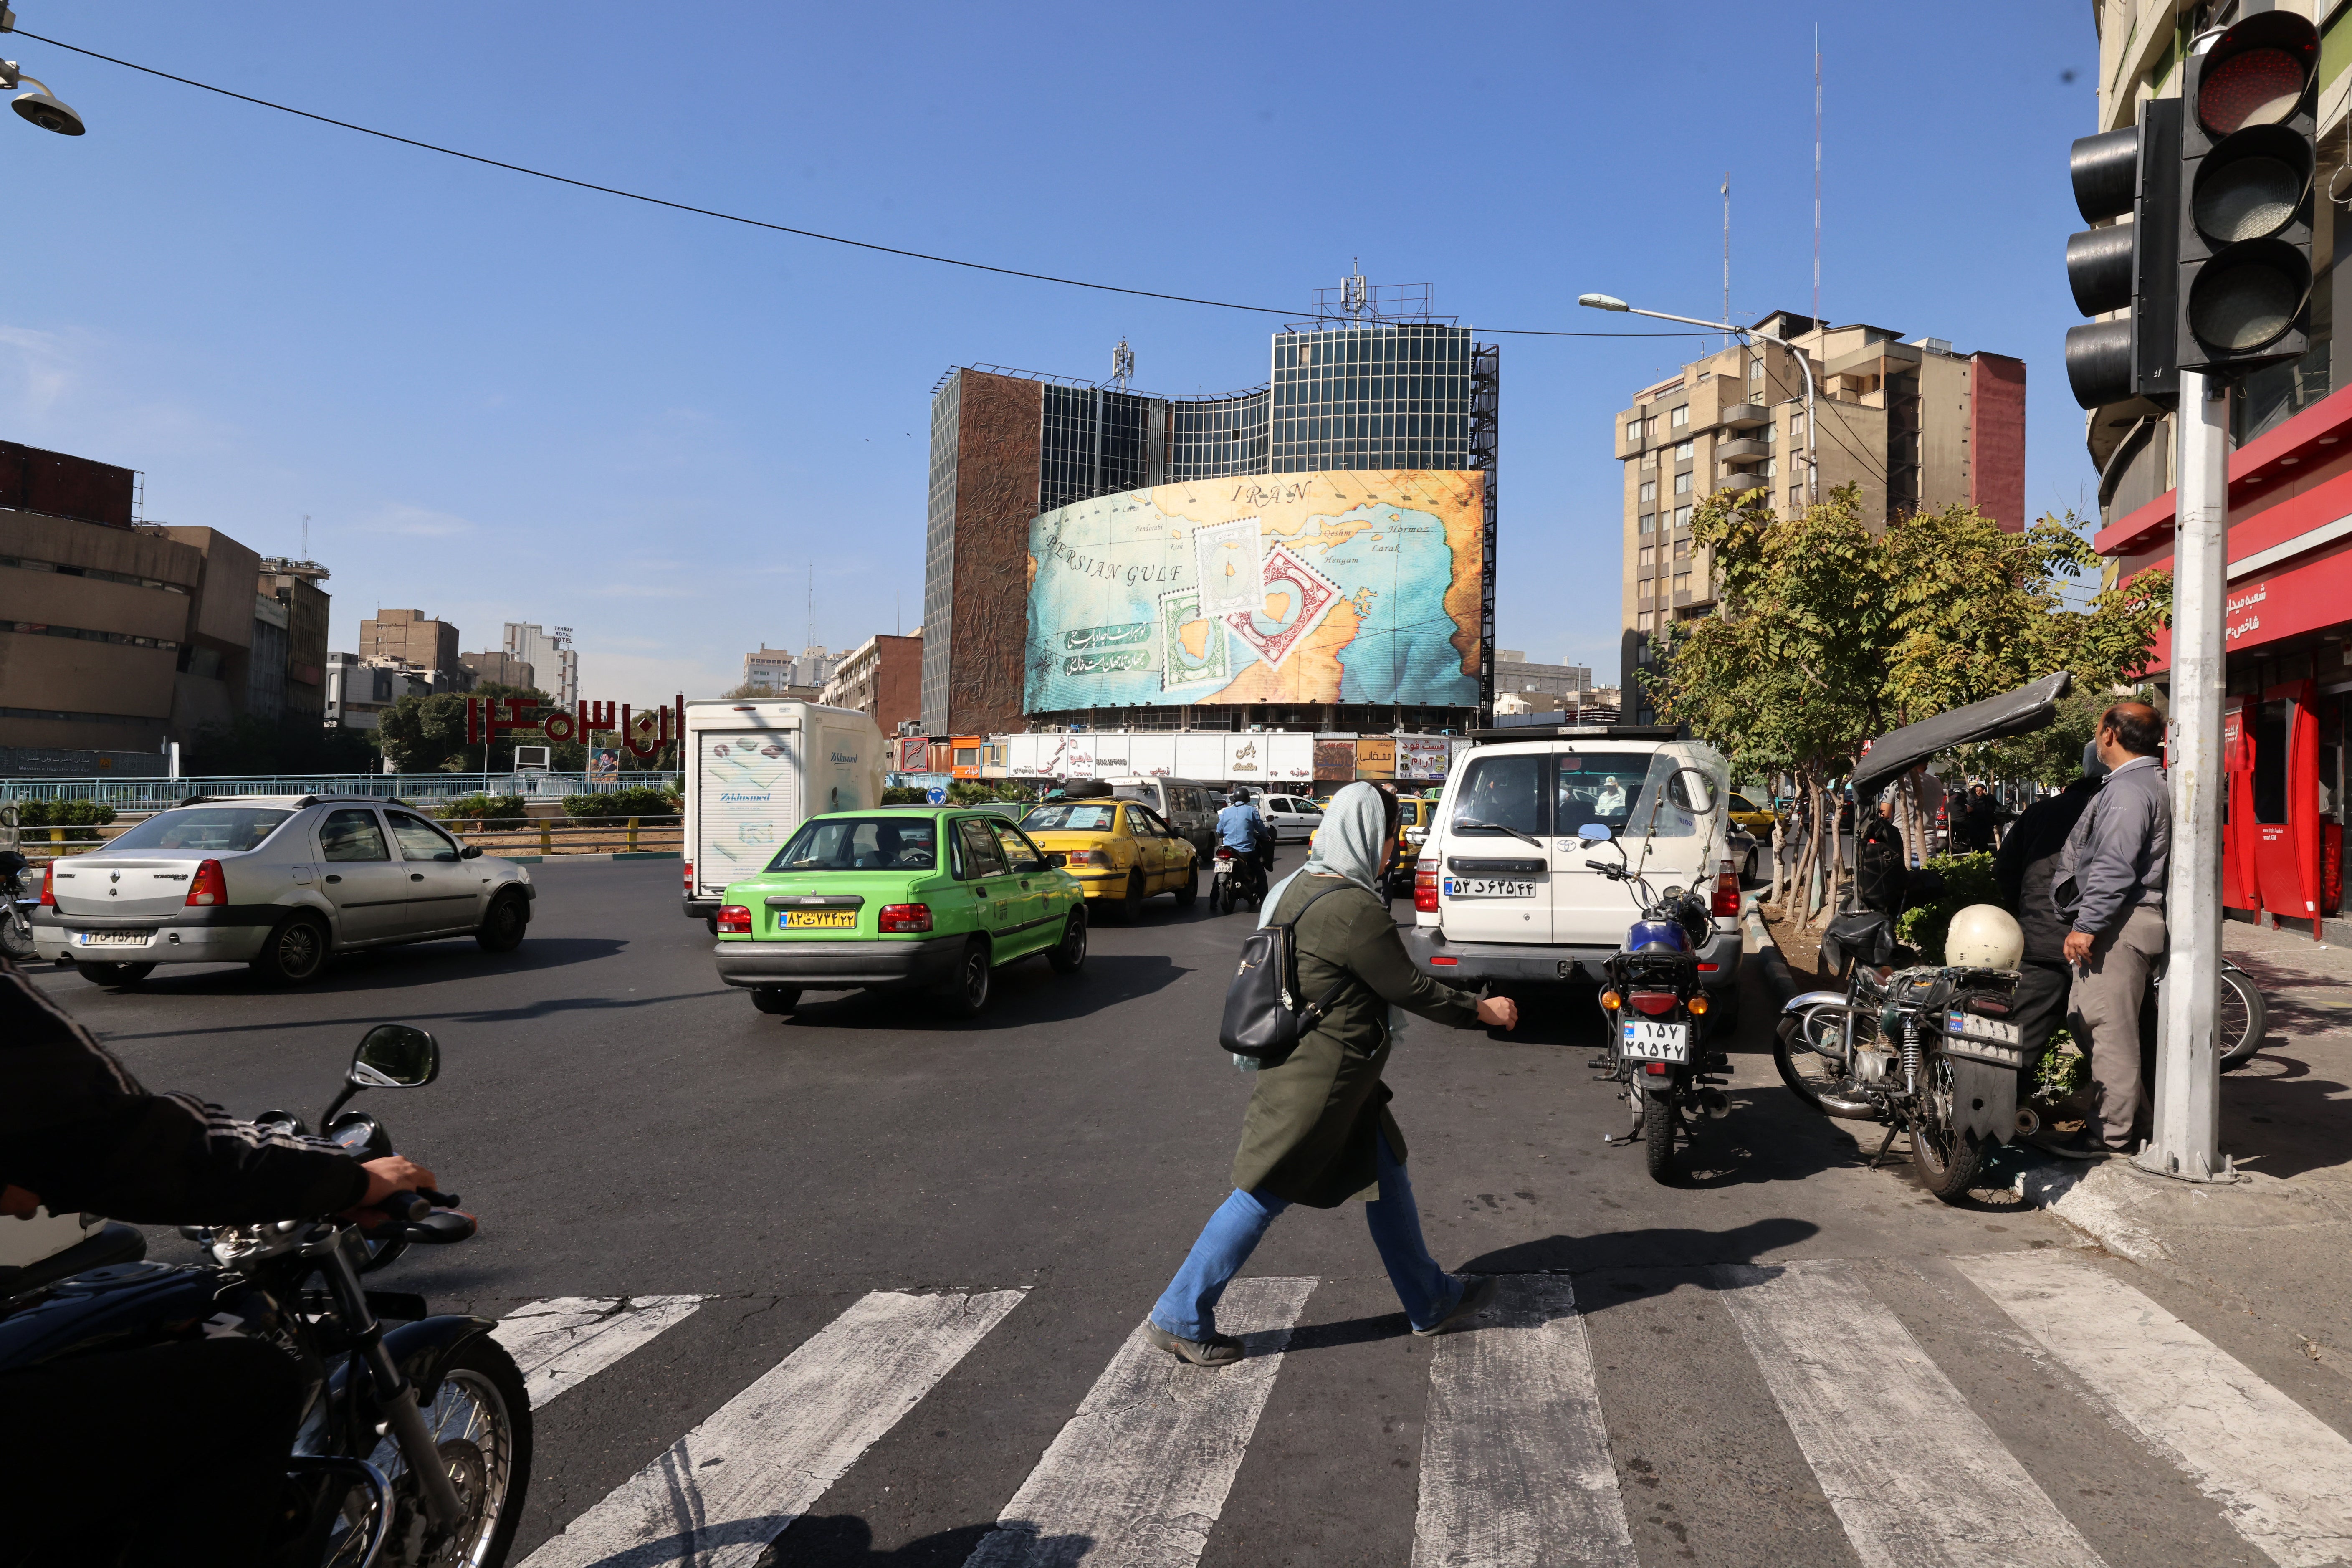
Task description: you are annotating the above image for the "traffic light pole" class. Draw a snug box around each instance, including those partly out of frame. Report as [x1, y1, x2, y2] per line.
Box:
[2143, 367, 2232, 1183]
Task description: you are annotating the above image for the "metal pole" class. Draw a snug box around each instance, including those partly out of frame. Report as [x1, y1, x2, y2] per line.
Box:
[2142, 367, 2231, 1183]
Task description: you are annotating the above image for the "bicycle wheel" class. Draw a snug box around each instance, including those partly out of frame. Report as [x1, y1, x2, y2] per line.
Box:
[2218, 965, 2269, 1069]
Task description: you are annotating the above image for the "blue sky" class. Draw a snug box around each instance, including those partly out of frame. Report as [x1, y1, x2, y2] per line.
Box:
[0, 0, 2095, 703]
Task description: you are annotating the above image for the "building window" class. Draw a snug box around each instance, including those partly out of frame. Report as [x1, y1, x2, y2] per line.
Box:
[1669, 405, 1689, 429]
[1764, 422, 1777, 444]
[1765, 458, 1777, 477]
[1639, 480, 1657, 502]
[1673, 472, 1692, 494]
[1672, 574, 1692, 595]
[1674, 505, 1693, 529]
[1637, 611, 1654, 631]
[1644, 417, 1658, 439]
[1673, 441, 1694, 462]
[1749, 357, 1765, 380]
[1789, 413, 1805, 445]
[1625, 420, 1642, 445]
[1674, 537, 1690, 559]
[1638, 512, 1656, 534]
[1638, 544, 1655, 569]
[1789, 486, 1804, 509]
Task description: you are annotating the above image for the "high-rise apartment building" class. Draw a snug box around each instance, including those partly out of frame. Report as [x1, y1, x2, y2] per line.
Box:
[503, 622, 578, 707]
[924, 293, 1498, 736]
[1614, 313, 2024, 715]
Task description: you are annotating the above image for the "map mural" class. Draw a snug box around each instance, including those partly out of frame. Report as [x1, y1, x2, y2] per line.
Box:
[1024, 471, 1485, 711]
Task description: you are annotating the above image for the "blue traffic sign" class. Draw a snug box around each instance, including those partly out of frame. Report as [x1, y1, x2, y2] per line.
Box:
[927, 787, 947, 804]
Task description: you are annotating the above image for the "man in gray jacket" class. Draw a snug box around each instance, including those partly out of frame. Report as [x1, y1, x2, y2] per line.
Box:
[2052, 701, 2170, 1155]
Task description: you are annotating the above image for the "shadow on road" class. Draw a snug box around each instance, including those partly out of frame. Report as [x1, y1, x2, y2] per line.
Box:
[58, 935, 633, 1002]
[775, 1517, 1089, 1567]
[768, 953, 1192, 1034]
[1459, 1214, 1820, 1275]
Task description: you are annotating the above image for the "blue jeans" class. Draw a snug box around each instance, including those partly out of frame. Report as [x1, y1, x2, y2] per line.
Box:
[1150, 1132, 1462, 1339]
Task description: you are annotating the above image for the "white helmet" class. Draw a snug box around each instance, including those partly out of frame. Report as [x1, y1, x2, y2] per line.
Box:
[1945, 904, 2024, 970]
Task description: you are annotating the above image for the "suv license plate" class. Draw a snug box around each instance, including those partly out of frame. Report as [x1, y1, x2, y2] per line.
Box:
[1443, 878, 1535, 898]
[1621, 1019, 1689, 1061]
[783, 911, 858, 930]
[76, 929, 153, 947]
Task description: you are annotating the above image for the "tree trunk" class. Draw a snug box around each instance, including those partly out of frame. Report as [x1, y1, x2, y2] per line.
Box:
[1767, 815, 1785, 905]
[1793, 770, 1822, 920]
[1810, 774, 1844, 931]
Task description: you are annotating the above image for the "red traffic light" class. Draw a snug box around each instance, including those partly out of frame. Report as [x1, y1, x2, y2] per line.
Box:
[2195, 18, 2314, 137]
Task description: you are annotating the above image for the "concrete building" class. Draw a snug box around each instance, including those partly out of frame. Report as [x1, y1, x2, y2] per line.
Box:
[1492, 651, 1591, 701]
[258, 558, 331, 730]
[361, 608, 460, 673]
[743, 644, 841, 694]
[818, 632, 922, 733]
[1614, 314, 2025, 718]
[924, 295, 1500, 737]
[503, 622, 577, 707]
[460, 649, 535, 690]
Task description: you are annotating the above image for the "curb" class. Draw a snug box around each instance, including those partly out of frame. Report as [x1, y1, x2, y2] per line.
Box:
[1742, 894, 1801, 1007]
[2005, 1154, 2170, 1262]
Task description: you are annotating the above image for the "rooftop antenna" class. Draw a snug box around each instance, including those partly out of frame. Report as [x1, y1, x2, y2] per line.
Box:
[301, 513, 310, 560]
[806, 561, 814, 653]
[1813, 25, 1823, 326]
[1343, 260, 1368, 322]
[1721, 173, 1732, 351]
[1110, 337, 1134, 392]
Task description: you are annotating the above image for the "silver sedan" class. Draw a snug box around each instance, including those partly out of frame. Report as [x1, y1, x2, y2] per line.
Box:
[29, 794, 534, 986]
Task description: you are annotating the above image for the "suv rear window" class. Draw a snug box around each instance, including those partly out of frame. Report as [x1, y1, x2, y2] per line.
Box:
[1553, 753, 1657, 835]
[1449, 751, 1661, 839]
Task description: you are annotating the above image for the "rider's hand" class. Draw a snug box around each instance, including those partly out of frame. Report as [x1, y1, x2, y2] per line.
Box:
[2062, 931, 2095, 967]
[1475, 996, 1519, 1031]
[339, 1155, 438, 1225]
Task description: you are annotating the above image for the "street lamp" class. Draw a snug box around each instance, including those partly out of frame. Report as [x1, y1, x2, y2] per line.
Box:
[1580, 293, 1816, 505]
[0, 8, 85, 136]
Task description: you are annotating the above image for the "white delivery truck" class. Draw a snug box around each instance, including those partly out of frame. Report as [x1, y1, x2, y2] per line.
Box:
[681, 699, 885, 927]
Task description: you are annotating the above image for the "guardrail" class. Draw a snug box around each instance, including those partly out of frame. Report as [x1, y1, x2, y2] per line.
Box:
[14, 815, 682, 863]
[0, 771, 680, 809]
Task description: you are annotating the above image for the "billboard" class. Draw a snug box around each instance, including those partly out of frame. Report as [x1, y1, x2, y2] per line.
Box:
[1024, 472, 1485, 712]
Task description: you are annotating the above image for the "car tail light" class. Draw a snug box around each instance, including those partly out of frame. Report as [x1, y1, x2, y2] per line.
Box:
[1712, 859, 1740, 918]
[716, 905, 751, 934]
[878, 903, 932, 933]
[1630, 991, 1679, 1017]
[1413, 864, 1439, 913]
[683, 861, 694, 894]
[185, 860, 226, 907]
[1064, 848, 1108, 867]
[39, 861, 55, 906]
[1431, 954, 1458, 966]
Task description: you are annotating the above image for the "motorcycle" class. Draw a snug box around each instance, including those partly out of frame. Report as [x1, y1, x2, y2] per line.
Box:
[1584, 819, 1733, 1182]
[1, 846, 35, 962]
[1211, 844, 1268, 914]
[0, 1024, 531, 1567]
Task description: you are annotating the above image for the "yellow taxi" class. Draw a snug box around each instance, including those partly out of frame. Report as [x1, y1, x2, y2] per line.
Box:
[1016, 797, 1198, 921]
[1727, 791, 1777, 836]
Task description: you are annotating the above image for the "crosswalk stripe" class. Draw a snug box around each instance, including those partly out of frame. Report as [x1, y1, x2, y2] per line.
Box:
[1713, 1259, 2107, 1568]
[1411, 1274, 1636, 1568]
[519, 1287, 1026, 1568]
[1957, 1250, 2352, 1568]
[493, 1295, 707, 1408]
[962, 1275, 1318, 1568]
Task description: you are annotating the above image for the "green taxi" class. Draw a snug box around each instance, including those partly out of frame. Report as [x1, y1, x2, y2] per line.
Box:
[711, 807, 1086, 1018]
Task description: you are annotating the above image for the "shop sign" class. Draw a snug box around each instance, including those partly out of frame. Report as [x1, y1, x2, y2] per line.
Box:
[1354, 735, 1397, 779]
[1396, 736, 1452, 781]
[1313, 739, 1356, 781]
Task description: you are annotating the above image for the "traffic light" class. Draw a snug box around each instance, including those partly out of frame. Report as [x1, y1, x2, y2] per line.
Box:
[2177, 11, 2319, 374]
[2065, 99, 2180, 411]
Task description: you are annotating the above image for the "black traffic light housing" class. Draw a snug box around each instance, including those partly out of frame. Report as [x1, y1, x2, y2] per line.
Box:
[2065, 99, 2182, 410]
[2177, 11, 2319, 375]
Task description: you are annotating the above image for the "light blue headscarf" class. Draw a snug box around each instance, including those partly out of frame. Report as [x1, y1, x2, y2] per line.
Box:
[1238, 782, 1400, 1071]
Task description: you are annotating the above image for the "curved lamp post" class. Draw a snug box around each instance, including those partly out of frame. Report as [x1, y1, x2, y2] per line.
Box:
[1580, 293, 1814, 505]
[1, 8, 86, 136]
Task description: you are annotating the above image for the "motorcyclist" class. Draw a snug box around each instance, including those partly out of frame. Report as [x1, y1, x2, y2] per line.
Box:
[0, 956, 436, 1567]
[1216, 794, 1275, 898]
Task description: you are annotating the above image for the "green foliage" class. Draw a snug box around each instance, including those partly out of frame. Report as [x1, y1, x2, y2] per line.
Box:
[948, 780, 1037, 805]
[1893, 851, 2000, 964]
[10, 798, 119, 839]
[881, 785, 932, 804]
[564, 786, 680, 820]
[2036, 1032, 2087, 1098]
[436, 794, 526, 824]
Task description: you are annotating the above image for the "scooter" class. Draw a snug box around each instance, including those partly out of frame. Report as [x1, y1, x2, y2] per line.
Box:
[1211, 844, 1269, 914]
[0, 1025, 532, 1567]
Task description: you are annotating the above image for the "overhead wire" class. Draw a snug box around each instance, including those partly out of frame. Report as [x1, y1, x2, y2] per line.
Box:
[10, 28, 1719, 341]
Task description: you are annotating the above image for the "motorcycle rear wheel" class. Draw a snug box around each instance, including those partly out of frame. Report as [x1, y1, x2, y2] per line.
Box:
[1911, 1054, 1985, 1203]
[1642, 1087, 1675, 1182]
[0, 910, 33, 961]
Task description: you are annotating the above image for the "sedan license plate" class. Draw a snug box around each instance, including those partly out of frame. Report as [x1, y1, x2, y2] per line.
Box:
[1620, 1019, 1689, 1062]
[75, 929, 153, 947]
[783, 910, 857, 930]
[1442, 878, 1536, 898]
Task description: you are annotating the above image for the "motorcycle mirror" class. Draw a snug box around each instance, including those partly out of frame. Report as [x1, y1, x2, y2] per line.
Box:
[1672, 768, 1719, 815]
[350, 1024, 440, 1090]
[1577, 823, 1613, 842]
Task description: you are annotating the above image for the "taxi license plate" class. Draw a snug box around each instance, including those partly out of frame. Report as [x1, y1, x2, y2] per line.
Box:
[1620, 1019, 1689, 1062]
[76, 929, 153, 947]
[783, 910, 857, 930]
[1443, 878, 1535, 898]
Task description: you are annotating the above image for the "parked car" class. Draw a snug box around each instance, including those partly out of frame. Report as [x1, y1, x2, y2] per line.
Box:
[1098, 777, 1218, 859]
[1017, 799, 1199, 921]
[1405, 727, 1744, 1020]
[29, 796, 534, 986]
[1256, 793, 1325, 843]
[711, 807, 1086, 1017]
[1727, 791, 1776, 837]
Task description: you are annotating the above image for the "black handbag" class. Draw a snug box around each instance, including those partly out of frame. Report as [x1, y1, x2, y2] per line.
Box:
[1220, 884, 1359, 1062]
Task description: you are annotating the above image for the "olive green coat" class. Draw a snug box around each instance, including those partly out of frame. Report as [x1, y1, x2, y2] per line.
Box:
[1230, 873, 1482, 1206]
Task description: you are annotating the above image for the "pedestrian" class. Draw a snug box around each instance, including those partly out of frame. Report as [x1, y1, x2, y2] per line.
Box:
[2051, 701, 2171, 1156]
[1995, 743, 2110, 1100]
[1144, 782, 1520, 1366]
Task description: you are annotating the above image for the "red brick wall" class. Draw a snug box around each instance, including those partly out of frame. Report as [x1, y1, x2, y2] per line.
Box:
[948, 373, 1042, 736]
[873, 633, 923, 735]
[1968, 353, 2027, 532]
[0, 441, 135, 529]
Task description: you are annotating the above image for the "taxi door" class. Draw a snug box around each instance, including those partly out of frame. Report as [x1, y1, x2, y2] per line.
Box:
[951, 817, 1018, 943]
[989, 819, 1056, 953]
[1131, 806, 1184, 890]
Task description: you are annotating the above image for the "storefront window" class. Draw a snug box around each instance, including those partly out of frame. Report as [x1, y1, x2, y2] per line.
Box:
[2321, 693, 2345, 821]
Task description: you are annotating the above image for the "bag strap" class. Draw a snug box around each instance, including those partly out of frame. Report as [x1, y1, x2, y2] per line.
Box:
[1280, 880, 1372, 1027]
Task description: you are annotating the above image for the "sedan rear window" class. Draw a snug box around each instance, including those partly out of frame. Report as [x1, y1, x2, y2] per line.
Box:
[1020, 804, 1115, 832]
[108, 806, 292, 854]
[768, 817, 939, 873]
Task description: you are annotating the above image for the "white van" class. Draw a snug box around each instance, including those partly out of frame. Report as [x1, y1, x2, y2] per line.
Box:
[1098, 777, 1218, 860]
[681, 700, 885, 926]
[1406, 725, 1743, 1015]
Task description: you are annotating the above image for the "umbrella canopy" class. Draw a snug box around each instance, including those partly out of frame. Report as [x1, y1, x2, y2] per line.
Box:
[1850, 670, 2074, 800]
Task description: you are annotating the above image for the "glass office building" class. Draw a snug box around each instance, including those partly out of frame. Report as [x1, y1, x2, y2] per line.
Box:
[924, 318, 1499, 737]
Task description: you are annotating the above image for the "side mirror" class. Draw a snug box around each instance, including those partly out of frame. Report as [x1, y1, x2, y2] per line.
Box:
[1672, 767, 1719, 815]
[1577, 822, 1614, 842]
[460, 845, 482, 860]
[350, 1024, 439, 1089]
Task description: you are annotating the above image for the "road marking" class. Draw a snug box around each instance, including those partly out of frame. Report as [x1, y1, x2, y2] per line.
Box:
[520, 1287, 1025, 1568]
[1958, 1250, 2352, 1568]
[963, 1275, 1317, 1568]
[1411, 1274, 1635, 1568]
[493, 1295, 706, 1408]
[1713, 1259, 2107, 1568]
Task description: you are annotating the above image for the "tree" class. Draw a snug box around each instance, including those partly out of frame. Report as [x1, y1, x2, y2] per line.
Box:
[376, 683, 682, 773]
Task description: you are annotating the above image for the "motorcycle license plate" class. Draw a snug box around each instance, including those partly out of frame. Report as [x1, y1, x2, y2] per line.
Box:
[782, 911, 857, 929]
[1443, 878, 1535, 898]
[75, 929, 153, 947]
[1621, 1019, 1689, 1061]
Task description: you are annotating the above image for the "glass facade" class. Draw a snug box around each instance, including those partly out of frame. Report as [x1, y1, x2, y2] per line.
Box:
[921, 372, 961, 732]
[1270, 323, 1477, 473]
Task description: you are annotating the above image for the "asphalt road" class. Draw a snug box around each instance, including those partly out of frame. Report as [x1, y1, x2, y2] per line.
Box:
[28, 852, 2344, 1568]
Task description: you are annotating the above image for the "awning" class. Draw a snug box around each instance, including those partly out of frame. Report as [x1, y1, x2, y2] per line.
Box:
[1851, 671, 2074, 800]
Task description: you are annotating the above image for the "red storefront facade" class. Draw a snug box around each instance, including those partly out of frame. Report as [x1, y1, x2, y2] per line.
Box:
[2099, 387, 2352, 934]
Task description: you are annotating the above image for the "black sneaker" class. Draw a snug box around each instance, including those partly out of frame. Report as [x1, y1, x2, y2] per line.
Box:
[1412, 1274, 1499, 1338]
[1144, 1323, 1244, 1366]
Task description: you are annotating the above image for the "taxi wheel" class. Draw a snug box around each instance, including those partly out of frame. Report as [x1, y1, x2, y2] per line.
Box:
[1113, 872, 1146, 923]
[1172, 862, 1199, 908]
[1048, 909, 1088, 974]
[750, 985, 801, 1015]
[941, 938, 992, 1017]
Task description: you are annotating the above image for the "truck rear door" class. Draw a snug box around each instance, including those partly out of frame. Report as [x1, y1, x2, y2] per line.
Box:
[1437, 750, 1551, 944]
[695, 725, 799, 900]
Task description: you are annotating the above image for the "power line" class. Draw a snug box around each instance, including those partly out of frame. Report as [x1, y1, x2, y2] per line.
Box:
[13, 28, 1717, 342]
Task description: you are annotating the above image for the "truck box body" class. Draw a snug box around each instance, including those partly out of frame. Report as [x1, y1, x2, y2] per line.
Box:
[682, 700, 885, 918]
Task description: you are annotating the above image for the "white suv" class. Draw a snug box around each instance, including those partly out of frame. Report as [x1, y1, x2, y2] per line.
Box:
[1406, 727, 1743, 1014]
